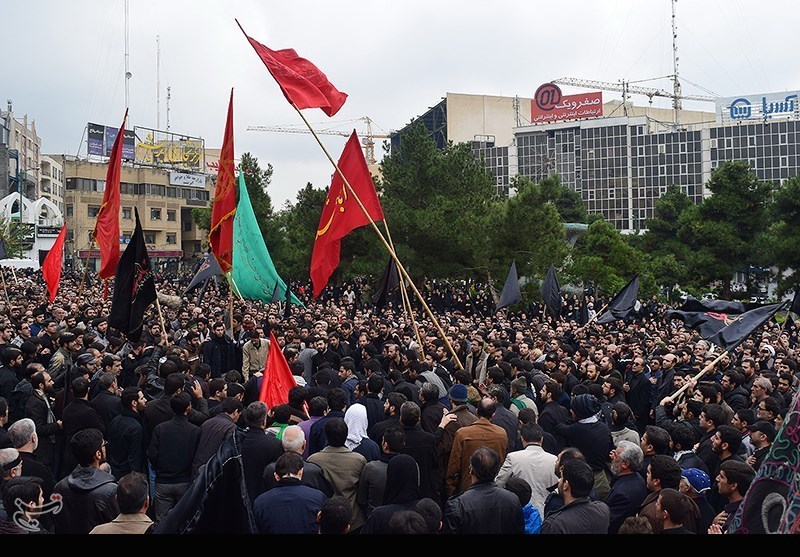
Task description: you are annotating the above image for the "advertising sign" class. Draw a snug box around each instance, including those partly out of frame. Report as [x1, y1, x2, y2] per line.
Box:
[716, 91, 800, 125]
[531, 83, 603, 124]
[87, 123, 104, 156]
[169, 171, 206, 187]
[87, 123, 135, 160]
[135, 127, 205, 171]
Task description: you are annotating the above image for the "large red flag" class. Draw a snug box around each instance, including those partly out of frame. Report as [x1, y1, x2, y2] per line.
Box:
[258, 331, 297, 408]
[209, 89, 236, 274]
[310, 131, 384, 298]
[94, 109, 127, 279]
[42, 223, 67, 302]
[237, 21, 347, 117]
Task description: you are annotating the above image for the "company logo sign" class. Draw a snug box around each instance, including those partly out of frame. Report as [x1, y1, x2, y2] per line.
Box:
[531, 83, 602, 124]
[717, 91, 800, 124]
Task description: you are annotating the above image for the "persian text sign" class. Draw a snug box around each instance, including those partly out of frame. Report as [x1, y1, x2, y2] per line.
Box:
[169, 172, 206, 187]
[531, 83, 603, 124]
[716, 91, 800, 125]
[134, 127, 205, 171]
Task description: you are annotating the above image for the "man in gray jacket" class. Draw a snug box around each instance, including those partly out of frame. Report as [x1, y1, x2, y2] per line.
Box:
[541, 459, 610, 534]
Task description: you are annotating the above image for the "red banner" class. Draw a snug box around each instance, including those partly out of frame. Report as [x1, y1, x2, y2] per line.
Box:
[531, 83, 602, 124]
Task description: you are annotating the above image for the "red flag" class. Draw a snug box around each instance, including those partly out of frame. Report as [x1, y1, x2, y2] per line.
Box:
[209, 89, 236, 274]
[42, 224, 67, 302]
[310, 131, 384, 298]
[237, 21, 347, 117]
[258, 331, 297, 408]
[94, 109, 127, 279]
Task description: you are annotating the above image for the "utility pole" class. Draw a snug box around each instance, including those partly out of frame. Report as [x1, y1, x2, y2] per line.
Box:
[124, 0, 131, 110]
[671, 0, 681, 130]
[156, 35, 160, 129]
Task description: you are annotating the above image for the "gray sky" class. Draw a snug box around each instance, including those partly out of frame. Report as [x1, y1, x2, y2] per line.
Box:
[4, 0, 799, 207]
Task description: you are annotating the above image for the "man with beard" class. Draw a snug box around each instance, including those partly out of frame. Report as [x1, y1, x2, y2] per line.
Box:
[24, 370, 62, 474]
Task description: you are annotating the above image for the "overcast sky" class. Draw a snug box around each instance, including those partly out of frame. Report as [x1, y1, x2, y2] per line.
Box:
[4, 0, 799, 207]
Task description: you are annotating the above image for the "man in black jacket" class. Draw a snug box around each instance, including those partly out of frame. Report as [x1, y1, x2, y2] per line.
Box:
[53, 428, 118, 534]
[147, 393, 201, 522]
[61, 376, 106, 476]
[107, 387, 147, 480]
[201, 322, 235, 379]
[240, 401, 284, 503]
[442, 446, 523, 534]
[24, 370, 62, 474]
[91, 372, 123, 430]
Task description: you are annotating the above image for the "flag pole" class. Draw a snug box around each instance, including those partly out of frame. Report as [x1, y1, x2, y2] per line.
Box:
[9, 266, 17, 286]
[575, 302, 609, 334]
[155, 297, 167, 336]
[382, 221, 424, 359]
[0, 267, 9, 305]
[290, 105, 463, 370]
[665, 350, 728, 404]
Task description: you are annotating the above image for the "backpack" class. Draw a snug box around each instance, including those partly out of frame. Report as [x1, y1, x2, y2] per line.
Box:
[510, 397, 527, 412]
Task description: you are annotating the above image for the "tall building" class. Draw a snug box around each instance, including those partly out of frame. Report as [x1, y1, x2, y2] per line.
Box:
[40, 155, 64, 212]
[0, 101, 41, 204]
[392, 88, 800, 232]
[56, 156, 210, 272]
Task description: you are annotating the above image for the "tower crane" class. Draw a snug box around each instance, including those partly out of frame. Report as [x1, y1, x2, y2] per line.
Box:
[551, 77, 716, 105]
[247, 116, 390, 165]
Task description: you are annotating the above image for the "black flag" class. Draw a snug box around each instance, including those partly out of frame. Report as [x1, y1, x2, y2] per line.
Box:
[0, 238, 8, 260]
[680, 295, 747, 314]
[283, 282, 292, 320]
[789, 290, 800, 316]
[596, 275, 640, 324]
[666, 309, 737, 339]
[372, 257, 400, 309]
[108, 208, 157, 342]
[706, 302, 786, 351]
[496, 261, 522, 311]
[579, 294, 589, 326]
[184, 252, 222, 295]
[540, 266, 561, 318]
[271, 281, 282, 303]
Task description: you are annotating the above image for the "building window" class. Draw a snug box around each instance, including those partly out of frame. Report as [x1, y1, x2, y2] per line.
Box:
[88, 206, 100, 217]
[66, 204, 73, 217]
[167, 210, 176, 222]
[122, 207, 132, 219]
[144, 233, 156, 244]
[166, 233, 176, 245]
[150, 208, 161, 220]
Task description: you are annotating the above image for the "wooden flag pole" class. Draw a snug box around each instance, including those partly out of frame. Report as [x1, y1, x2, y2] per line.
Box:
[292, 105, 463, 370]
[9, 266, 17, 286]
[665, 350, 729, 404]
[575, 303, 609, 334]
[155, 297, 167, 336]
[382, 221, 424, 359]
[0, 267, 9, 305]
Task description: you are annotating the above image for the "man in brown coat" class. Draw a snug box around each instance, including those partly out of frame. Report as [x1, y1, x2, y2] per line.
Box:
[436, 385, 477, 497]
[446, 397, 507, 496]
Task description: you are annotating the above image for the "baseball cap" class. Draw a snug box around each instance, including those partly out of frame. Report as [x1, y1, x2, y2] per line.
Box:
[449, 384, 469, 403]
[750, 421, 777, 442]
[681, 468, 711, 493]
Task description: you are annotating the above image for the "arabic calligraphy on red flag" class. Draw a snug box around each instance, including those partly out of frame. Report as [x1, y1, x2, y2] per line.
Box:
[531, 85, 603, 124]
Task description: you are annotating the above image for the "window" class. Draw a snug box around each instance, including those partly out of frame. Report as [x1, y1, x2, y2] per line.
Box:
[166, 233, 177, 245]
[66, 204, 73, 217]
[608, 189, 616, 199]
[122, 207, 132, 220]
[88, 206, 100, 217]
[150, 208, 161, 220]
[144, 233, 156, 244]
[167, 210, 176, 222]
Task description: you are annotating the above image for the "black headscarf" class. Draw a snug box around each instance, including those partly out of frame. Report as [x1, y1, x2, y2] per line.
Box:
[382, 454, 420, 505]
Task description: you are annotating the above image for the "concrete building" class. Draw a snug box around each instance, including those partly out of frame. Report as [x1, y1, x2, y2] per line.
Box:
[0, 101, 41, 204]
[392, 89, 800, 232]
[55, 156, 210, 271]
[39, 155, 64, 212]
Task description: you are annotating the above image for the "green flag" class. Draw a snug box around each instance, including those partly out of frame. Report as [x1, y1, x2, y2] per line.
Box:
[232, 171, 302, 305]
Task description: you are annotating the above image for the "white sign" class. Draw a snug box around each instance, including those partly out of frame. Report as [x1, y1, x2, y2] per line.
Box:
[716, 91, 800, 125]
[169, 171, 206, 187]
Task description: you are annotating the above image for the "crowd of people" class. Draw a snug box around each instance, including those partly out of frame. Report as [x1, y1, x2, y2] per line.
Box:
[0, 266, 795, 534]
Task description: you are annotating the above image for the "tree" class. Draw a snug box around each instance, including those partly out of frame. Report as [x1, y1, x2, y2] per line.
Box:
[539, 174, 588, 223]
[679, 161, 772, 297]
[486, 175, 567, 283]
[566, 219, 644, 296]
[0, 217, 27, 258]
[273, 183, 328, 280]
[377, 123, 495, 278]
[760, 176, 800, 295]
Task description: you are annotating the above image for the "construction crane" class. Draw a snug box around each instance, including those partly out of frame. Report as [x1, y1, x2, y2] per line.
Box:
[551, 77, 717, 105]
[247, 116, 390, 165]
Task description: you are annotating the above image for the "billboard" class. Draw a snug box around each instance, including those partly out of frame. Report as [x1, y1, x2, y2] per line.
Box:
[716, 91, 800, 125]
[86, 122, 136, 160]
[169, 171, 206, 187]
[531, 83, 603, 124]
[134, 127, 205, 171]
